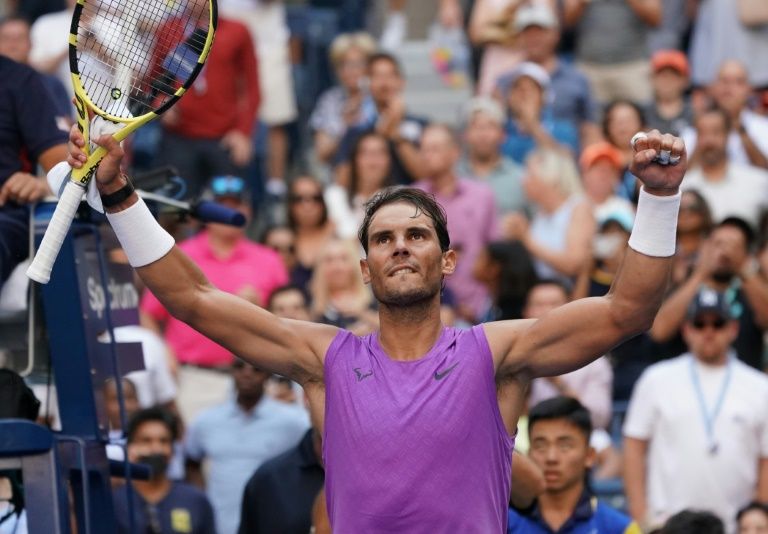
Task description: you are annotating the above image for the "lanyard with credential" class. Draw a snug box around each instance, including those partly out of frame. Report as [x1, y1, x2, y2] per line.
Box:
[689, 356, 733, 455]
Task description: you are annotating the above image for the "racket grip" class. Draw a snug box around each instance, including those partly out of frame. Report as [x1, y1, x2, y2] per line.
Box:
[26, 181, 86, 284]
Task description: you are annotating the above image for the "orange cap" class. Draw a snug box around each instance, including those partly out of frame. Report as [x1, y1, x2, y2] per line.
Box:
[580, 142, 624, 171]
[651, 50, 689, 77]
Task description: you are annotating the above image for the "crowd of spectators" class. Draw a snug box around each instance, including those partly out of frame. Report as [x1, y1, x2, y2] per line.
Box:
[2, 0, 768, 532]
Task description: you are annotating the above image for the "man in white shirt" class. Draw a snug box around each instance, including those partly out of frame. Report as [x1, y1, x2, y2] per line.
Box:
[623, 287, 768, 532]
[681, 106, 768, 229]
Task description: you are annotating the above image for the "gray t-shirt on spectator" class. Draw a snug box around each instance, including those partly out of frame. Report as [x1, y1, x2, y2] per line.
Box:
[576, 0, 649, 64]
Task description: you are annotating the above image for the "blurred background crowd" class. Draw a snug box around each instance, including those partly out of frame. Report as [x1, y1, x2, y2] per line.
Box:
[1, 0, 768, 533]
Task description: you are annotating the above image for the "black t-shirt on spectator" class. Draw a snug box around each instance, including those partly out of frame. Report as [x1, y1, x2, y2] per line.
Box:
[113, 482, 216, 534]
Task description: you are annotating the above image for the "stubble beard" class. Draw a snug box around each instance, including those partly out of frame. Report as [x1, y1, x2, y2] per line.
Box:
[373, 278, 442, 320]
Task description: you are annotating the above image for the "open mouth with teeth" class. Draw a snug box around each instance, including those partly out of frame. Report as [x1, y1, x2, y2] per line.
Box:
[391, 267, 416, 276]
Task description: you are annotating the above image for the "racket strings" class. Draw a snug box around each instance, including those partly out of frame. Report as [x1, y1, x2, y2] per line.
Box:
[76, 0, 211, 118]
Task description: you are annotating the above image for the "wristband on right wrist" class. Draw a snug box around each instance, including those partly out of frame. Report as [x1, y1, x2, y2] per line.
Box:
[106, 197, 175, 267]
[627, 187, 681, 258]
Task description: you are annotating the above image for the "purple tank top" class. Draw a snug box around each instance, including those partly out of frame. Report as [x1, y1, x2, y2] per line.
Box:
[323, 325, 514, 533]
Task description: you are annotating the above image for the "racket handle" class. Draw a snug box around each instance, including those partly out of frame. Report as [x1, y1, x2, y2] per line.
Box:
[26, 180, 86, 284]
[191, 200, 246, 227]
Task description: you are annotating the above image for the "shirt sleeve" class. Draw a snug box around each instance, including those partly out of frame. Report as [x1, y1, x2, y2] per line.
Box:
[13, 67, 68, 164]
[237, 475, 258, 534]
[622, 368, 658, 440]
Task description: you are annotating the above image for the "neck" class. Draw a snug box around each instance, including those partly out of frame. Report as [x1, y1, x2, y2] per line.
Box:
[701, 160, 727, 180]
[468, 153, 501, 177]
[587, 190, 611, 206]
[540, 193, 567, 214]
[237, 391, 262, 412]
[695, 352, 730, 367]
[428, 172, 458, 195]
[377, 299, 443, 361]
[132, 478, 171, 504]
[656, 94, 683, 116]
[207, 230, 239, 256]
[539, 481, 584, 530]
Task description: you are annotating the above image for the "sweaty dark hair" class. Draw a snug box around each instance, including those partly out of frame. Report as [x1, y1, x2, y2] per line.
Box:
[358, 186, 450, 254]
[528, 396, 592, 442]
[661, 510, 724, 534]
[126, 407, 178, 443]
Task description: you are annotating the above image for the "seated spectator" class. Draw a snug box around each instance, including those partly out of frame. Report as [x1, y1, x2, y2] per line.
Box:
[508, 397, 640, 533]
[309, 238, 378, 336]
[624, 287, 768, 532]
[185, 359, 309, 534]
[261, 225, 297, 275]
[573, 212, 632, 301]
[113, 408, 215, 534]
[333, 52, 428, 185]
[504, 148, 595, 288]
[660, 510, 725, 534]
[644, 50, 693, 137]
[602, 99, 648, 202]
[286, 176, 337, 294]
[457, 97, 529, 217]
[473, 240, 537, 322]
[684, 60, 768, 171]
[651, 217, 768, 369]
[325, 131, 393, 240]
[672, 190, 713, 286]
[579, 141, 636, 223]
[736, 502, 768, 534]
[310, 32, 377, 165]
[682, 106, 768, 229]
[500, 62, 580, 164]
[414, 124, 499, 323]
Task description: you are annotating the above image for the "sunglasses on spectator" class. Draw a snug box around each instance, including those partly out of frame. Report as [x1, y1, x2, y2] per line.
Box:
[270, 244, 296, 254]
[290, 194, 323, 204]
[679, 203, 703, 213]
[211, 175, 245, 196]
[691, 318, 728, 330]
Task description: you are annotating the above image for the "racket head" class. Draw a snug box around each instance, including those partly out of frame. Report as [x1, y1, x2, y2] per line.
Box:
[69, 0, 217, 124]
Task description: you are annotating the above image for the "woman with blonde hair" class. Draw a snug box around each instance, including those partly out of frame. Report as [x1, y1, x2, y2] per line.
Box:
[309, 238, 378, 336]
[504, 148, 596, 288]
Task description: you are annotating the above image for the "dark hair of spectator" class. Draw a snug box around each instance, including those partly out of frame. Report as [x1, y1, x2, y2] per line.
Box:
[680, 189, 714, 234]
[358, 187, 450, 254]
[694, 104, 733, 133]
[717, 216, 756, 250]
[737, 502, 768, 524]
[126, 407, 178, 444]
[287, 176, 329, 230]
[486, 240, 538, 320]
[348, 131, 394, 207]
[367, 52, 403, 77]
[661, 510, 724, 534]
[528, 396, 592, 442]
[526, 278, 570, 303]
[602, 99, 646, 141]
[267, 284, 308, 311]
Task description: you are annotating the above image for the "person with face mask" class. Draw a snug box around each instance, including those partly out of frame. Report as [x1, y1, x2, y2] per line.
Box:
[112, 408, 216, 534]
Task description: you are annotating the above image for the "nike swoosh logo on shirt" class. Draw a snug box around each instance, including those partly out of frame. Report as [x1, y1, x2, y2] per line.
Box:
[434, 363, 459, 380]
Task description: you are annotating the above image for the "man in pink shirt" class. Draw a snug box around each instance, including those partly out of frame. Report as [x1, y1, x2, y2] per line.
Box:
[141, 176, 288, 422]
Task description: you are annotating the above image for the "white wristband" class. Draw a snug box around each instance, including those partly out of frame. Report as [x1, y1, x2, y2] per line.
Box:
[627, 187, 681, 257]
[106, 198, 175, 267]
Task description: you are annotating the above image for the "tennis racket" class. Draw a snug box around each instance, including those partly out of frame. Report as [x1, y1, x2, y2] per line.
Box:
[26, 0, 217, 283]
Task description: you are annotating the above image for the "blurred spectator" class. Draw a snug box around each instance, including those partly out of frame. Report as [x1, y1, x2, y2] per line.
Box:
[644, 50, 693, 137]
[473, 240, 537, 322]
[624, 287, 768, 532]
[689, 0, 768, 90]
[500, 62, 580, 164]
[309, 238, 378, 336]
[0, 56, 67, 288]
[508, 397, 639, 533]
[573, 213, 632, 301]
[286, 176, 337, 293]
[469, 0, 522, 96]
[113, 408, 215, 534]
[457, 97, 529, 217]
[219, 0, 296, 197]
[333, 52, 428, 185]
[681, 106, 768, 229]
[414, 124, 498, 323]
[0, 15, 71, 123]
[564, 0, 660, 105]
[524, 280, 613, 430]
[579, 141, 636, 223]
[28, 0, 74, 96]
[737, 502, 768, 534]
[660, 510, 725, 534]
[672, 190, 713, 286]
[262, 225, 297, 274]
[155, 17, 260, 199]
[496, 4, 601, 144]
[602, 100, 647, 202]
[504, 148, 595, 289]
[325, 131, 393, 239]
[310, 32, 377, 165]
[185, 359, 309, 534]
[651, 218, 768, 370]
[647, 0, 689, 52]
[685, 61, 768, 171]
[141, 176, 288, 422]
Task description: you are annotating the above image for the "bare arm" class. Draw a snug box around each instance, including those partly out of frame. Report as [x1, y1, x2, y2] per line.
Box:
[626, 0, 662, 26]
[738, 126, 768, 170]
[468, 0, 519, 46]
[740, 268, 768, 329]
[648, 270, 705, 342]
[314, 131, 340, 163]
[510, 450, 544, 509]
[623, 437, 649, 525]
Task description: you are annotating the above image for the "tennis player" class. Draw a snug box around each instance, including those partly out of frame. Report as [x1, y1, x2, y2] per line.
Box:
[68, 128, 685, 533]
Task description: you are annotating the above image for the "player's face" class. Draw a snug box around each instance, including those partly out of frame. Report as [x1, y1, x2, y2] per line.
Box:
[361, 202, 455, 308]
[529, 419, 593, 493]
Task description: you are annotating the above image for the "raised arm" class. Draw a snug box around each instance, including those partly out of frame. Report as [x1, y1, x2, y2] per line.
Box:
[488, 130, 685, 378]
[67, 127, 336, 383]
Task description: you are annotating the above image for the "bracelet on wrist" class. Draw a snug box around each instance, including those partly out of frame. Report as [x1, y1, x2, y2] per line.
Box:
[100, 174, 135, 208]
